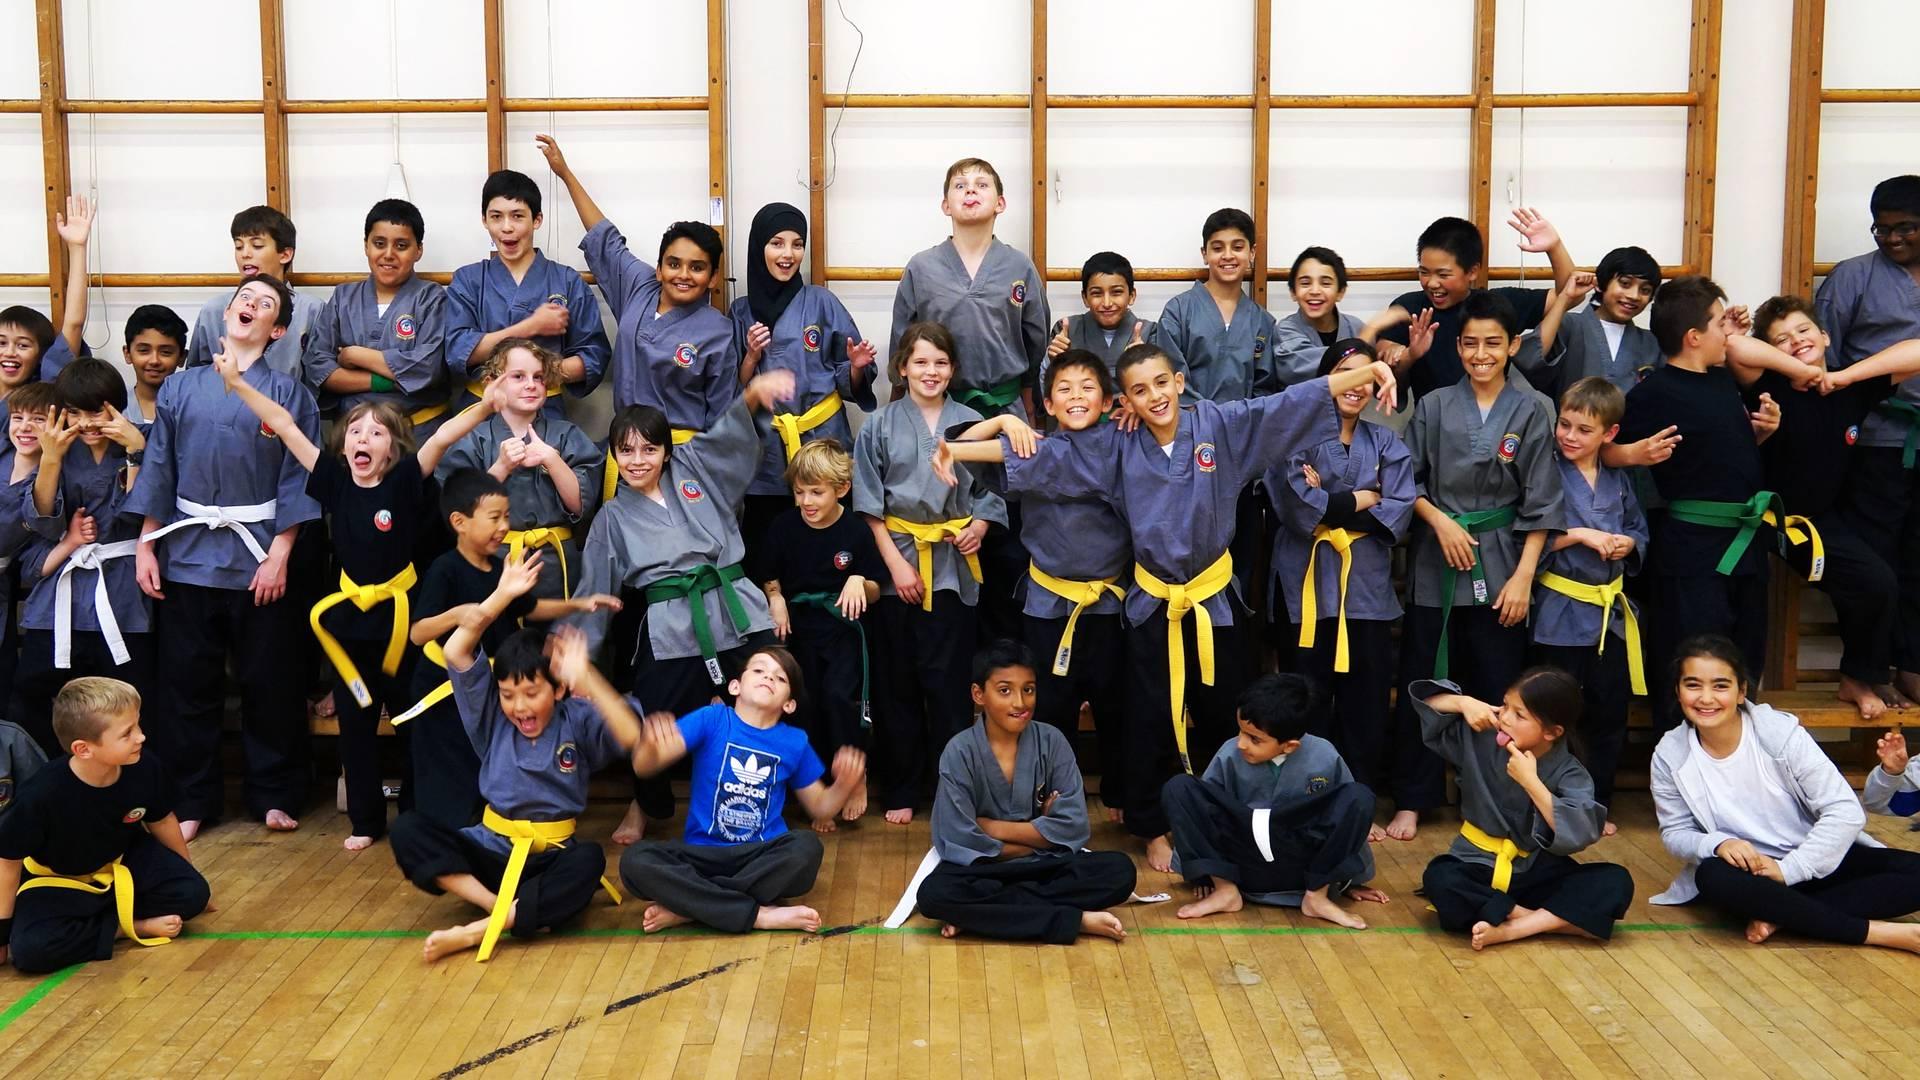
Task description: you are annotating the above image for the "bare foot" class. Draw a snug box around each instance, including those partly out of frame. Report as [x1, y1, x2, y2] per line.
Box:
[344, 834, 374, 852]
[1385, 810, 1418, 841]
[264, 809, 299, 831]
[754, 905, 822, 932]
[1839, 675, 1888, 722]
[312, 691, 337, 718]
[940, 923, 962, 939]
[811, 816, 838, 834]
[1878, 682, 1916, 709]
[1470, 920, 1511, 951]
[1602, 820, 1618, 838]
[1106, 805, 1125, 824]
[1300, 885, 1367, 929]
[884, 807, 914, 825]
[1177, 879, 1243, 919]
[613, 801, 645, 845]
[179, 820, 202, 843]
[422, 921, 486, 963]
[1367, 823, 1388, 843]
[841, 786, 867, 822]
[643, 904, 692, 933]
[1146, 834, 1174, 873]
[1896, 670, 1920, 706]
[131, 914, 183, 940]
[1865, 920, 1920, 955]
[1080, 911, 1126, 940]
[1746, 919, 1777, 944]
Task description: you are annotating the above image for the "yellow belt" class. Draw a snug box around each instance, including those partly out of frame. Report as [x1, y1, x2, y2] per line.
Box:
[1537, 571, 1647, 695]
[408, 401, 450, 427]
[476, 806, 622, 963]
[19, 855, 171, 947]
[1297, 526, 1362, 674]
[1770, 511, 1826, 583]
[885, 515, 982, 612]
[1460, 821, 1529, 893]
[309, 564, 418, 709]
[768, 392, 845, 463]
[601, 430, 697, 505]
[1026, 561, 1123, 676]
[1133, 550, 1235, 772]
[504, 525, 574, 598]
[389, 641, 456, 726]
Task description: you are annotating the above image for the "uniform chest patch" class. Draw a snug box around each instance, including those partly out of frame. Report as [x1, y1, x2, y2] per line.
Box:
[556, 742, 578, 774]
[546, 293, 568, 307]
[833, 550, 852, 570]
[1195, 442, 1218, 473]
[122, 806, 147, 823]
[1497, 433, 1520, 463]
[1307, 775, 1330, 794]
[260, 420, 278, 440]
[680, 479, 705, 502]
[1847, 424, 1860, 446]
[394, 314, 416, 341]
[373, 509, 393, 533]
[0, 777, 11, 811]
[803, 326, 823, 352]
[673, 343, 698, 368]
[1009, 280, 1027, 307]
[1253, 335, 1267, 357]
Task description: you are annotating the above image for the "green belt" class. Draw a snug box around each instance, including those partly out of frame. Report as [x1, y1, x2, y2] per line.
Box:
[1874, 399, 1920, 469]
[1434, 505, 1520, 681]
[786, 591, 870, 728]
[953, 376, 1024, 415]
[644, 563, 751, 685]
[1666, 491, 1782, 576]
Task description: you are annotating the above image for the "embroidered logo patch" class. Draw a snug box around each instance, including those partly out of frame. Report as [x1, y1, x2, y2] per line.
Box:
[1009, 280, 1027, 307]
[122, 806, 146, 823]
[1253, 335, 1267, 357]
[373, 509, 393, 533]
[1847, 424, 1860, 446]
[680, 479, 705, 502]
[803, 326, 823, 352]
[260, 420, 279, 440]
[1195, 442, 1218, 473]
[1497, 433, 1520, 463]
[0, 778, 11, 811]
[1307, 775, 1330, 794]
[673, 343, 698, 368]
[556, 742, 578, 774]
[833, 550, 852, 571]
[394, 314, 416, 341]
[546, 293, 568, 307]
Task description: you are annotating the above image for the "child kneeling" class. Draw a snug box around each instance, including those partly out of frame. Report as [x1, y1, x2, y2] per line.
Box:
[0, 678, 210, 973]
[1411, 669, 1632, 950]
[620, 647, 865, 933]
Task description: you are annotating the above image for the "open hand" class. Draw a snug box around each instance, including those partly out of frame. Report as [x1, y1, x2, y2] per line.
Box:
[1878, 729, 1910, 774]
[1507, 207, 1561, 254]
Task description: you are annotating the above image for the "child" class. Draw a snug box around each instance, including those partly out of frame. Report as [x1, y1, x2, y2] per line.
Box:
[1819, 176, 1920, 705]
[120, 305, 188, 430]
[11, 361, 154, 755]
[1268, 340, 1413, 836]
[1162, 674, 1387, 928]
[1532, 377, 1647, 828]
[1159, 208, 1279, 403]
[1272, 247, 1364, 389]
[1043, 250, 1183, 381]
[1412, 668, 1631, 950]
[437, 339, 600, 603]
[1650, 636, 1920, 951]
[0, 385, 58, 722]
[573, 372, 797, 843]
[1536, 246, 1663, 398]
[1616, 277, 1781, 724]
[0, 715, 45, 820]
[389, 585, 637, 964]
[935, 342, 1398, 870]
[215, 356, 498, 850]
[445, 169, 610, 414]
[1865, 728, 1920, 819]
[752, 438, 884, 831]
[304, 198, 453, 434]
[1393, 290, 1563, 840]
[734, 201, 878, 541]
[0, 678, 210, 973]
[855, 323, 1008, 824]
[890, 158, 1050, 422]
[916, 640, 1135, 943]
[620, 647, 865, 933]
[128, 277, 321, 838]
[185, 206, 320, 380]
[18, 193, 94, 387]
[1369, 209, 1574, 396]
[539, 134, 740, 433]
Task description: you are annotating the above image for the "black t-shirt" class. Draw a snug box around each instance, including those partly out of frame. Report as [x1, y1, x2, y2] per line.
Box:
[1620, 363, 1768, 576]
[411, 549, 537, 697]
[309, 455, 435, 641]
[1754, 370, 1895, 518]
[0, 756, 176, 874]
[752, 507, 886, 632]
[1383, 286, 1550, 397]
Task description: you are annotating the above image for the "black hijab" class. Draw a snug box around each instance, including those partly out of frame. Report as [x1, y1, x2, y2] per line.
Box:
[746, 202, 809, 328]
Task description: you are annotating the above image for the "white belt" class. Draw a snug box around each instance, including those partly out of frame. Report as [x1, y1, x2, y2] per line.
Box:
[144, 497, 278, 563]
[55, 539, 142, 669]
[1251, 808, 1276, 863]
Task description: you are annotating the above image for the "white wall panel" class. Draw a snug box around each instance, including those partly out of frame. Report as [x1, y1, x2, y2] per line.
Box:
[283, 0, 484, 100]
[1814, 104, 1920, 266]
[287, 114, 490, 275]
[1046, 109, 1252, 272]
[820, 110, 1033, 267]
[822, 0, 1029, 94]
[0, 119, 46, 276]
[0, 4, 37, 100]
[62, 0, 259, 100]
[1271, 0, 1474, 95]
[1491, 0, 1690, 94]
[1488, 107, 1688, 269]
[65, 115, 266, 275]
[1821, 0, 1920, 90]
[1047, 0, 1252, 96]
[1267, 109, 1471, 271]
[502, 0, 707, 98]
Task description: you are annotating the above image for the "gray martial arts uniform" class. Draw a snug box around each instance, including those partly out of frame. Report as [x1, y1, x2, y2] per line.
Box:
[1816, 249, 1920, 450]
[853, 398, 1009, 607]
[1543, 303, 1663, 398]
[729, 283, 876, 496]
[891, 239, 1051, 419]
[1271, 309, 1364, 389]
[303, 274, 453, 431]
[1046, 310, 1185, 384]
[0, 720, 44, 817]
[579, 219, 738, 428]
[445, 251, 611, 414]
[186, 288, 322, 381]
[1268, 417, 1413, 627]
[1533, 457, 1646, 651]
[1158, 281, 1279, 403]
[437, 412, 600, 603]
[19, 441, 149, 653]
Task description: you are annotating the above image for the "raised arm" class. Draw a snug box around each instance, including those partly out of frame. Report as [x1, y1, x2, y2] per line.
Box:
[53, 194, 94, 357]
[1508, 208, 1574, 295]
[416, 380, 500, 475]
[213, 347, 321, 472]
[536, 135, 606, 232]
[547, 625, 639, 749]
[791, 746, 869, 822]
[1825, 338, 1920, 391]
[444, 549, 542, 669]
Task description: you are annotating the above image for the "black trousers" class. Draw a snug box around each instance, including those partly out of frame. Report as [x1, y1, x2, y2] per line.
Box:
[1533, 641, 1630, 812]
[1423, 851, 1633, 939]
[326, 637, 415, 840]
[1393, 604, 1528, 811]
[1803, 512, 1900, 683]
[9, 838, 210, 974]
[1024, 610, 1127, 810]
[9, 627, 156, 758]
[619, 831, 824, 933]
[389, 811, 606, 936]
[975, 517, 1029, 645]
[1162, 773, 1374, 894]
[871, 594, 977, 811]
[788, 615, 869, 765]
[1646, 568, 1769, 727]
[152, 581, 310, 822]
[1692, 845, 1920, 944]
[1122, 613, 1247, 840]
[916, 851, 1136, 944]
[1293, 618, 1396, 801]
[408, 694, 481, 831]
[1840, 445, 1920, 671]
[629, 632, 773, 822]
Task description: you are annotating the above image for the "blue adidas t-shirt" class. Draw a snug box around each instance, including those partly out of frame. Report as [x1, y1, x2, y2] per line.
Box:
[679, 704, 826, 846]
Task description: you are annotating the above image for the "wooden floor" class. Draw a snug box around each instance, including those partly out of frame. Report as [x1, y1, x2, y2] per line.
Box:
[2, 790, 1917, 1080]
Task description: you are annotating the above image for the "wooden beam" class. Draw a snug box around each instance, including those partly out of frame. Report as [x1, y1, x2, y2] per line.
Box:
[1270, 93, 1477, 109]
[820, 93, 1027, 109]
[808, 0, 827, 286]
[1781, 0, 1825, 296]
[62, 99, 264, 114]
[1490, 91, 1697, 108]
[822, 264, 1699, 285]
[1251, 0, 1271, 305]
[0, 100, 36, 113]
[482, 0, 504, 172]
[282, 98, 487, 114]
[502, 96, 708, 112]
[1048, 94, 1255, 109]
[707, 0, 727, 307]
[1467, 0, 1496, 265]
[1029, 0, 1047, 293]
[1820, 87, 1920, 103]
[34, 0, 70, 323]
[1682, 0, 1722, 278]
[260, 0, 290, 212]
